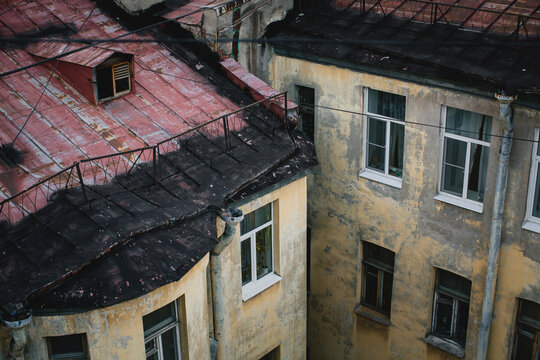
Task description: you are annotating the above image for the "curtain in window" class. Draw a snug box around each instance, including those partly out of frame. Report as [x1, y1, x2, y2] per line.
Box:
[368, 89, 405, 120]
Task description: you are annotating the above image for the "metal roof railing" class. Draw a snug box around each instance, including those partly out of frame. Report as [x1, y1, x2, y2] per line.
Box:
[0, 92, 290, 225]
[340, 0, 540, 38]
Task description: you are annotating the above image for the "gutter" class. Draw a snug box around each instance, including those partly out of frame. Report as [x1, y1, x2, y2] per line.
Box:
[476, 92, 517, 360]
[1, 303, 32, 360]
[210, 208, 244, 360]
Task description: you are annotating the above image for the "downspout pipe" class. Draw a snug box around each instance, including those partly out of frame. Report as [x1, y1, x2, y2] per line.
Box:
[210, 208, 243, 360]
[476, 92, 517, 360]
[1, 302, 32, 360]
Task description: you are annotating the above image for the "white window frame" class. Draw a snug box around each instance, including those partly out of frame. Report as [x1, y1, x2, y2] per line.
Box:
[359, 87, 404, 189]
[523, 129, 540, 233]
[240, 203, 281, 301]
[435, 106, 490, 213]
[144, 301, 182, 360]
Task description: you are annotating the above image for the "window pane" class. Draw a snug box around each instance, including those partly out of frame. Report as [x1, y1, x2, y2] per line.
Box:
[533, 165, 540, 218]
[298, 86, 315, 141]
[363, 264, 379, 308]
[367, 117, 386, 172]
[143, 303, 176, 335]
[241, 203, 272, 235]
[456, 300, 469, 345]
[446, 107, 492, 142]
[363, 242, 395, 270]
[146, 354, 159, 360]
[256, 226, 272, 279]
[437, 269, 471, 300]
[241, 239, 252, 285]
[442, 138, 466, 196]
[381, 271, 393, 314]
[49, 334, 85, 358]
[96, 67, 113, 100]
[467, 144, 489, 202]
[368, 89, 405, 120]
[161, 327, 179, 360]
[434, 294, 453, 337]
[389, 122, 404, 178]
[515, 332, 534, 360]
[522, 300, 540, 321]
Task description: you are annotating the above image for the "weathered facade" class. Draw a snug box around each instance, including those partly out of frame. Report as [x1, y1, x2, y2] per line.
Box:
[0, 0, 316, 359]
[0, 255, 210, 360]
[251, 2, 540, 359]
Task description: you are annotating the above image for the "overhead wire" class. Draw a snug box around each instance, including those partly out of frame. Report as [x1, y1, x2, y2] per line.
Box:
[11, 5, 97, 144]
[0, 0, 248, 79]
[290, 98, 538, 143]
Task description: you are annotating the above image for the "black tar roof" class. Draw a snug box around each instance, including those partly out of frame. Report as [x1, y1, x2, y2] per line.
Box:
[266, 4, 540, 97]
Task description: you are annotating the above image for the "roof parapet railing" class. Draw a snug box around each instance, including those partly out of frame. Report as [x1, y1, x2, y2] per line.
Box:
[0, 93, 290, 225]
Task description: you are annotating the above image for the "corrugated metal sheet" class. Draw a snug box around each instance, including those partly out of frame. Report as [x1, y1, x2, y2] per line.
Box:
[0, 0, 246, 201]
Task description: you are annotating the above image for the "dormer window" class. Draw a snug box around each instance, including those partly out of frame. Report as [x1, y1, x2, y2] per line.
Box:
[96, 56, 132, 101]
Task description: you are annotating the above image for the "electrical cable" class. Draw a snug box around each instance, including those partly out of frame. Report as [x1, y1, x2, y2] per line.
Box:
[0, 0, 255, 79]
[290, 98, 537, 143]
[1, 36, 539, 47]
[0, 0, 25, 17]
[11, 5, 97, 144]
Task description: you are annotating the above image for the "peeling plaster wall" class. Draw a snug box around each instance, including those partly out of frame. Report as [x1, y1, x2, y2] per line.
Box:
[198, 0, 293, 72]
[263, 54, 540, 359]
[0, 254, 210, 360]
[215, 177, 307, 360]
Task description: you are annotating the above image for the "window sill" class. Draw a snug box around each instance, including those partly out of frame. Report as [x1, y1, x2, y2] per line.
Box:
[242, 273, 282, 302]
[522, 220, 540, 234]
[359, 169, 402, 189]
[424, 335, 465, 358]
[354, 303, 391, 326]
[434, 193, 483, 214]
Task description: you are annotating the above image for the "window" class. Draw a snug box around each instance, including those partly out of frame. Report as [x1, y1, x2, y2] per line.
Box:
[361, 88, 405, 188]
[96, 60, 131, 100]
[524, 129, 540, 233]
[361, 242, 395, 316]
[240, 202, 281, 300]
[431, 269, 471, 347]
[143, 301, 182, 360]
[514, 299, 540, 360]
[48, 334, 88, 360]
[297, 86, 315, 141]
[438, 107, 492, 211]
[260, 347, 279, 360]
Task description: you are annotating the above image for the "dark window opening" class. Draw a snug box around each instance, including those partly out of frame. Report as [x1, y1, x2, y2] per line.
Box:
[307, 226, 311, 294]
[48, 334, 88, 360]
[431, 269, 471, 347]
[361, 242, 395, 316]
[260, 347, 279, 360]
[96, 61, 131, 101]
[297, 85, 315, 141]
[143, 301, 181, 360]
[513, 299, 540, 360]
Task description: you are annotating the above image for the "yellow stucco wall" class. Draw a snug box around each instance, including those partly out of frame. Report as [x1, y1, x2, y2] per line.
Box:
[267, 54, 540, 359]
[0, 254, 210, 360]
[215, 176, 308, 360]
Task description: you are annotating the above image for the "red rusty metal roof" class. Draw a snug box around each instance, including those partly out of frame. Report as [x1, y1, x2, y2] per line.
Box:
[0, 0, 254, 204]
[27, 42, 118, 67]
[332, 0, 540, 36]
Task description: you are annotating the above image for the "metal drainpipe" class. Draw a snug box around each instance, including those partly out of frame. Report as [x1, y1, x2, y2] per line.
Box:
[210, 208, 243, 360]
[1, 303, 32, 360]
[476, 92, 517, 360]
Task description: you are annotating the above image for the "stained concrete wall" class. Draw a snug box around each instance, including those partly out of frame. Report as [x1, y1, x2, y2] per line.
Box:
[261, 54, 540, 359]
[214, 177, 307, 360]
[0, 254, 210, 360]
[195, 0, 293, 73]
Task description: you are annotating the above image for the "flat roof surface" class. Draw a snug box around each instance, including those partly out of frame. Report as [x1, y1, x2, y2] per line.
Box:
[267, 3, 540, 95]
[0, 0, 317, 311]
